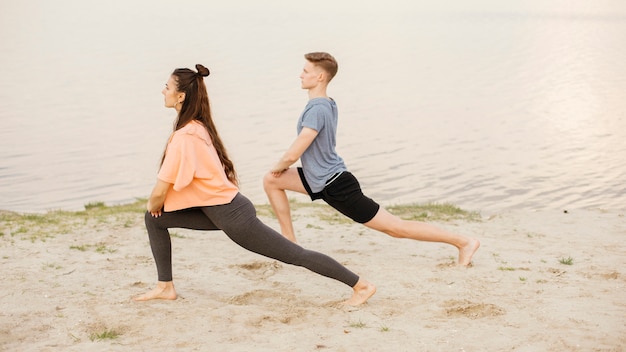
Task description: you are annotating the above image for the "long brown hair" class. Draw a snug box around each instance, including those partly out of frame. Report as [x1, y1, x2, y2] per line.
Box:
[162, 64, 238, 185]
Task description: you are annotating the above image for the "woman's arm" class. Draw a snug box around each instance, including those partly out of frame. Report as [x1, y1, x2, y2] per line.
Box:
[147, 179, 172, 217]
[270, 127, 318, 176]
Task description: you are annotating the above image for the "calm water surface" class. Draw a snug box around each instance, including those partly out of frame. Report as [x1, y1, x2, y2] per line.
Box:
[1, 1, 625, 215]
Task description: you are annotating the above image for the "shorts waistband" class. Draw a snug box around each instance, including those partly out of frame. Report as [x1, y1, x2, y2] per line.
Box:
[325, 171, 344, 186]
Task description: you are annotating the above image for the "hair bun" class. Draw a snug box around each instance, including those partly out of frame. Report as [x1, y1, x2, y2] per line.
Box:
[196, 64, 210, 77]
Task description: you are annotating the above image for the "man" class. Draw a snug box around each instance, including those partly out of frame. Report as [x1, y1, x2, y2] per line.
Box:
[264, 52, 479, 266]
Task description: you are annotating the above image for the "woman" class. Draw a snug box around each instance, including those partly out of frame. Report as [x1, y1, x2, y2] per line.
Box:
[133, 64, 375, 306]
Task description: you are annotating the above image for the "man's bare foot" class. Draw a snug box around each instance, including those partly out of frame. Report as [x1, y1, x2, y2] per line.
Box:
[343, 278, 376, 306]
[133, 281, 177, 301]
[458, 237, 480, 266]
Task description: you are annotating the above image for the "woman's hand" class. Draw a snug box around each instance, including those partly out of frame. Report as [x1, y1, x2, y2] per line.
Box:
[147, 203, 163, 217]
[147, 179, 171, 217]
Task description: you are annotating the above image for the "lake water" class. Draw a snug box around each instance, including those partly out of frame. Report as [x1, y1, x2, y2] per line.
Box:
[1, 0, 625, 215]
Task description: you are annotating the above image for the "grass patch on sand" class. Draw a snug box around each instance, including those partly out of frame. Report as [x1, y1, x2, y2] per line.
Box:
[255, 199, 480, 224]
[386, 202, 481, 222]
[70, 242, 117, 254]
[89, 328, 121, 341]
[1, 198, 479, 243]
[0, 199, 147, 242]
[347, 320, 368, 329]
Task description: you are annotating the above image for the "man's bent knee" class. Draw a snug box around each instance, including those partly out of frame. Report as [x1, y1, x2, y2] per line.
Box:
[262, 172, 277, 191]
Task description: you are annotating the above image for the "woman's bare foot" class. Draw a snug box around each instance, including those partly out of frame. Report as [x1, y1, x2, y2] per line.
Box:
[133, 281, 177, 301]
[343, 278, 376, 306]
[458, 237, 481, 266]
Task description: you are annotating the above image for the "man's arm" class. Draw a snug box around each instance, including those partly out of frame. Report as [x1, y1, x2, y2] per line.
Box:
[270, 127, 318, 176]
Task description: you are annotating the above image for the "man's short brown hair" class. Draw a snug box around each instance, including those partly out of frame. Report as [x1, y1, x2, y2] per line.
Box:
[304, 52, 338, 82]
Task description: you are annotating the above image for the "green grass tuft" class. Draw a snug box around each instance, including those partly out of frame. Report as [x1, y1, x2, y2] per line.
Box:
[89, 329, 120, 341]
[348, 320, 367, 329]
[84, 202, 106, 210]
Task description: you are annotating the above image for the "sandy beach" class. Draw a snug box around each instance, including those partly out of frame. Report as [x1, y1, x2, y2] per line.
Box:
[1, 201, 624, 351]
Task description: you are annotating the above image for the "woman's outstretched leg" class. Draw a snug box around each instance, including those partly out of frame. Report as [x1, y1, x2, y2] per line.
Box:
[205, 194, 376, 305]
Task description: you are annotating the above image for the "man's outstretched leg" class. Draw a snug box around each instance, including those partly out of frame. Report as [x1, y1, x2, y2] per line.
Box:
[364, 207, 480, 266]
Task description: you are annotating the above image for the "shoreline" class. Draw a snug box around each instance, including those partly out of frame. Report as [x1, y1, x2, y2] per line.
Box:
[1, 201, 624, 351]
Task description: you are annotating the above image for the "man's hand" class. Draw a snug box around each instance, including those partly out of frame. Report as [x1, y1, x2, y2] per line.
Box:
[270, 127, 319, 176]
[270, 168, 287, 177]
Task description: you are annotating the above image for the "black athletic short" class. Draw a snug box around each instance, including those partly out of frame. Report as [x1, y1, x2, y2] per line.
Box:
[298, 168, 380, 223]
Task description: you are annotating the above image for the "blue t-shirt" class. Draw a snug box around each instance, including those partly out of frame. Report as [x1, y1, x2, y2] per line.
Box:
[298, 97, 347, 192]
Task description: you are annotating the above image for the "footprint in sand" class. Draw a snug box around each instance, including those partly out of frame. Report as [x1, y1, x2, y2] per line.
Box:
[442, 299, 506, 319]
[227, 289, 297, 306]
[229, 260, 283, 280]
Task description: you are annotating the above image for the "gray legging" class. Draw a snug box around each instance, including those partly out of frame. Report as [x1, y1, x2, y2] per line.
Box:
[144, 192, 359, 287]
